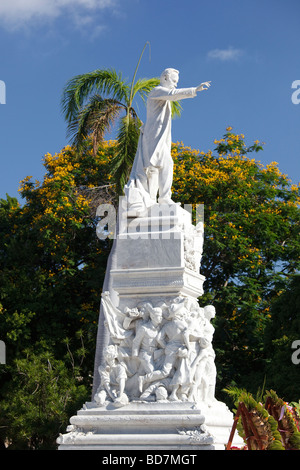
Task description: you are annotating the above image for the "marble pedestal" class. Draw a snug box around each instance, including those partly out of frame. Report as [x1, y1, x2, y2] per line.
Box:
[113, 202, 205, 306]
[57, 203, 243, 450]
[57, 401, 240, 450]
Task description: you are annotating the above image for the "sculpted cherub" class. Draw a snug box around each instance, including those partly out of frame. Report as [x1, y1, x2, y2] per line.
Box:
[94, 344, 129, 408]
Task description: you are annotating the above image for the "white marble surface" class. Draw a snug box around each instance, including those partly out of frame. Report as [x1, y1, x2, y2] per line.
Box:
[57, 204, 244, 450]
[125, 69, 211, 212]
[56, 72, 245, 449]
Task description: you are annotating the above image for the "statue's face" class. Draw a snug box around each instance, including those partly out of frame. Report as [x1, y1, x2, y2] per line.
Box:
[165, 70, 179, 88]
[150, 310, 162, 325]
[204, 306, 216, 320]
[105, 353, 116, 366]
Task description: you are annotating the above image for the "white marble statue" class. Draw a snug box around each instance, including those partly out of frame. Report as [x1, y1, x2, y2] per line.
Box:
[57, 70, 245, 449]
[94, 344, 129, 407]
[138, 296, 191, 401]
[132, 306, 163, 378]
[187, 305, 216, 403]
[201, 305, 217, 403]
[125, 68, 211, 212]
[96, 292, 217, 407]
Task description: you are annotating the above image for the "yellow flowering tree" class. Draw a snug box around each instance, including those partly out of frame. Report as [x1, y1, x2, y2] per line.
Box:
[0, 128, 299, 448]
[0, 140, 117, 449]
[172, 128, 300, 395]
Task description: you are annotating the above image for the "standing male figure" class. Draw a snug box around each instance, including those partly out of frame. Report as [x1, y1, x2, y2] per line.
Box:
[125, 69, 211, 211]
[131, 306, 163, 383]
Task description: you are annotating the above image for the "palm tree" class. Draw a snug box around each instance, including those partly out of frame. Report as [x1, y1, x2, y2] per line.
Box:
[61, 43, 181, 194]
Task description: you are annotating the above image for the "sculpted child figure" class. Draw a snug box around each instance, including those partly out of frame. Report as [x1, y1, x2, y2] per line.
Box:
[94, 344, 129, 408]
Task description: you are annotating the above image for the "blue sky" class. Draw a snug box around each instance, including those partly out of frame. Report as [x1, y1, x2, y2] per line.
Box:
[0, 0, 299, 202]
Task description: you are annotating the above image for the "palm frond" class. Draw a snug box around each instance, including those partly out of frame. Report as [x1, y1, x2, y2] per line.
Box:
[132, 77, 160, 104]
[133, 77, 182, 118]
[61, 44, 184, 192]
[110, 114, 141, 194]
[128, 41, 151, 106]
[61, 69, 129, 123]
[68, 96, 124, 155]
[171, 100, 183, 119]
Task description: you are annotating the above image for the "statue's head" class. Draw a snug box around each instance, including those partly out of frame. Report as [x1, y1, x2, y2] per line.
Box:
[137, 301, 152, 317]
[203, 305, 216, 320]
[160, 68, 179, 88]
[103, 344, 118, 363]
[149, 307, 163, 325]
[168, 296, 187, 319]
[155, 300, 169, 318]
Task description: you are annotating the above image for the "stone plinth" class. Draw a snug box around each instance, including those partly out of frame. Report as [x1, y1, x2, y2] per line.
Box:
[57, 202, 244, 450]
[113, 202, 205, 307]
[57, 401, 213, 450]
[57, 400, 242, 450]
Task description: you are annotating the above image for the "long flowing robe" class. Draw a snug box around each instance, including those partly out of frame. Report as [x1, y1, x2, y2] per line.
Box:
[126, 85, 197, 206]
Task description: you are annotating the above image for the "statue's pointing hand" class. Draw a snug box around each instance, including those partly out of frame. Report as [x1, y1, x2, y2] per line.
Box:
[196, 81, 211, 92]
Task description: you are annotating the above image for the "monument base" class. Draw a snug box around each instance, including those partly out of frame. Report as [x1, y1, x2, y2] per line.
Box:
[57, 204, 245, 451]
[57, 400, 243, 450]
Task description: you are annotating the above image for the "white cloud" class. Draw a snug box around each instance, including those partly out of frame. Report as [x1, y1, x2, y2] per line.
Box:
[0, 0, 117, 31]
[207, 46, 244, 62]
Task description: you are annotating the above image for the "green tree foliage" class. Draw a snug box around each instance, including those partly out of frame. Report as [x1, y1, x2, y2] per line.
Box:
[0, 128, 299, 448]
[0, 142, 116, 449]
[171, 128, 300, 395]
[0, 345, 88, 449]
[264, 275, 300, 400]
[61, 43, 181, 194]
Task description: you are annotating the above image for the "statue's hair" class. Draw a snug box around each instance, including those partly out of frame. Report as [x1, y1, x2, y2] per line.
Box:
[203, 305, 216, 318]
[103, 344, 117, 358]
[160, 68, 179, 84]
